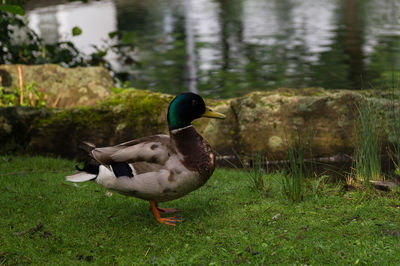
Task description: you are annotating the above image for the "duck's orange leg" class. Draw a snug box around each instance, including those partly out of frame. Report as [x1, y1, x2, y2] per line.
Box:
[154, 202, 179, 213]
[149, 200, 182, 226]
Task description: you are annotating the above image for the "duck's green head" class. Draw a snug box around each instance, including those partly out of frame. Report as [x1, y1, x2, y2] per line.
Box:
[167, 92, 225, 130]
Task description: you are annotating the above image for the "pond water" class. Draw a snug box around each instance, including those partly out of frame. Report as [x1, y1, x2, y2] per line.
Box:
[26, 0, 400, 98]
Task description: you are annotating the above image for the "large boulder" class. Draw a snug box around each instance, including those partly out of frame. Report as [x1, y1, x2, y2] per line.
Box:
[203, 88, 397, 161]
[229, 89, 360, 159]
[0, 64, 113, 108]
[0, 88, 398, 161]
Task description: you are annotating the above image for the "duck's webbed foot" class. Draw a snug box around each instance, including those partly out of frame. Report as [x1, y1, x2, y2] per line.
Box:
[149, 200, 182, 226]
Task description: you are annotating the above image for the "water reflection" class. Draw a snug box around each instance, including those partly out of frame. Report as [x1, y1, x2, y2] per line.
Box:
[28, 0, 119, 65]
[26, 0, 400, 98]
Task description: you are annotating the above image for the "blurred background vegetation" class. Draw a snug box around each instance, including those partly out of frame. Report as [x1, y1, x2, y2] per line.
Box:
[1, 0, 400, 98]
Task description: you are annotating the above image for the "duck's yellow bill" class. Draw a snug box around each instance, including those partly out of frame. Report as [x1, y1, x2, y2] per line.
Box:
[202, 107, 226, 119]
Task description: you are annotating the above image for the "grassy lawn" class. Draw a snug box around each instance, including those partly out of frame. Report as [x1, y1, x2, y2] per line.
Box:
[1, 156, 400, 265]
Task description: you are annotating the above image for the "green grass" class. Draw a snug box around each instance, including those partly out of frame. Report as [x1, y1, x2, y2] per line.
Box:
[282, 137, 306, 203]
[247, 154, 272, 197]
[389, 86, 400, 176]
[1, 156, 400, 265]
[354, 98, 382, 184]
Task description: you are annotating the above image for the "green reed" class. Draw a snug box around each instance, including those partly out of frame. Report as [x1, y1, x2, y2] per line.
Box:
[354, 98, 382, 186]
[282, 137, 306, 203]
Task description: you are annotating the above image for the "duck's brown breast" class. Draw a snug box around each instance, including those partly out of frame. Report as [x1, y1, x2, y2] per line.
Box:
[170, 126, 215, 184]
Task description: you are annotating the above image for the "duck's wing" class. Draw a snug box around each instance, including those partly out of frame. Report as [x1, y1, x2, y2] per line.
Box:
[91, 134, 174, 166]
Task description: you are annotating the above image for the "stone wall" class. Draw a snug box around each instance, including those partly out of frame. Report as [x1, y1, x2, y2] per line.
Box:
[1, 88, 398, 162]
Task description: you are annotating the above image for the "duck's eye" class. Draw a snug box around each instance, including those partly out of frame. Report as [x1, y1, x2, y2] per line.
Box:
[191, 99, 198, 106]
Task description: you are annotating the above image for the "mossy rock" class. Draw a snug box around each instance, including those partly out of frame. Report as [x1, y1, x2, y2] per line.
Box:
[29, 90, 172, 158]
[230, 90, 361, 159]
[0, 107, 50, 153]
[1, 88, 399, 161]
[0, 64, 113, 108]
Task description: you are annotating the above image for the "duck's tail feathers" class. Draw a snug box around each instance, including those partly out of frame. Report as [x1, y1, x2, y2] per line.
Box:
[66, 172, 97, 182]
[66, 143, 100, 182]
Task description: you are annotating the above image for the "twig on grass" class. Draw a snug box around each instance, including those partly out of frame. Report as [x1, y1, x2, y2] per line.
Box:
[52, 93, 61, 107]
[16, 222, 43, 236]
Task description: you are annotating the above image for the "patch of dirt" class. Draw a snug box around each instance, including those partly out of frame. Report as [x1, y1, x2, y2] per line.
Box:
[77, 254, 94, 262]
[234, 255, 249, 264]
[384, 229, 400, 237]
[245, 245, 259, 255]
[0, 252, 31, 265]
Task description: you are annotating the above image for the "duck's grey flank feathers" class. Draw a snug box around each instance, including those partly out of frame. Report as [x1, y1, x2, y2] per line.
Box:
[92, 135, 173, 165]
[131, 161, 165, 175]
[116, 134, 171, 147]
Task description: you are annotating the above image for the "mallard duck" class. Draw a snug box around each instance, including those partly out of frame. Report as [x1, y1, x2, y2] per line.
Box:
[66, 92, 225, 226]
